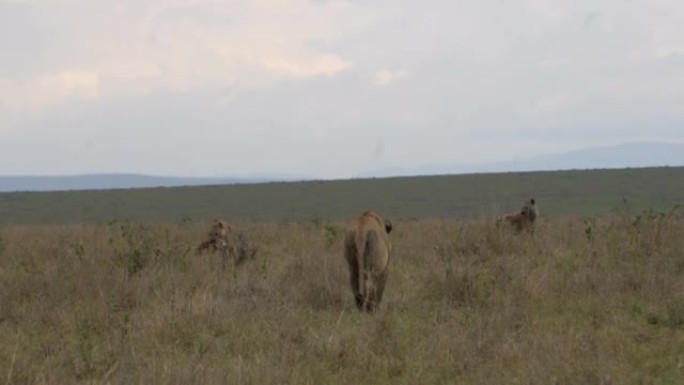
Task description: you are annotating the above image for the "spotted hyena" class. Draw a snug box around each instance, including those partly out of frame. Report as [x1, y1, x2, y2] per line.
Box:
[196, 219, 256, 264]
[497, 199, 539, 233]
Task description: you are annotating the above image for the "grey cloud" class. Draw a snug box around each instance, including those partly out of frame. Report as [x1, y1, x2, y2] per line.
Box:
[0, 4, 51, 76]
[2, 0, 684, 178]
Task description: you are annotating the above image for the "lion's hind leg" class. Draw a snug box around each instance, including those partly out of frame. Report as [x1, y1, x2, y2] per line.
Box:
[374, 269, 388, 309]
[363, 268, 388, 312]
[345, 238, 364, 310]
[361, 231, 388, 312]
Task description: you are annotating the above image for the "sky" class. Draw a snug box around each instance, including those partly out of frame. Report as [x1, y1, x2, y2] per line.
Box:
[1, 0, 683, 179]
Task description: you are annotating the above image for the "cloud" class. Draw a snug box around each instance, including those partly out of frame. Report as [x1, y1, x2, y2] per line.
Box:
[0, 71, 99, 114]
[374, 69, 408, 86]
[672, 104, 684, 119]
[43, 70, 100, 98]
[260, 54, 353, 77]
[0, 62, 162, 116]
[0, 0, 373, 118]
[528, 93, 572, 116]
[2, 0, 684, 177]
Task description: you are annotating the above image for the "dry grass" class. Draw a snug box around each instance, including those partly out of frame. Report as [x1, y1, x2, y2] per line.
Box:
[1, 210, 684, 384]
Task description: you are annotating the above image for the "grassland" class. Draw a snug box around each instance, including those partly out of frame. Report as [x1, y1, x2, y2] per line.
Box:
[0, 166, 683, 225]
[1, 167, 683, 383]
[1, 205, 684, 384]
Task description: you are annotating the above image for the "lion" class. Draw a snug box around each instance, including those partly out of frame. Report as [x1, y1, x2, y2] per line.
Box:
[196, 219, 256, 264]
[343, 210, 393, 312]
[497, 198, 539, 233]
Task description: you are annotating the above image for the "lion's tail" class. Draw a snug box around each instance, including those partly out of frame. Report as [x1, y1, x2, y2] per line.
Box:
[354, 231, 366, 298]
[360, 230, 381, 306]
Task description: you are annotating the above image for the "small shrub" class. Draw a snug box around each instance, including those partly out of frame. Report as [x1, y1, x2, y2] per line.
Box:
[323, 223, 341, 248]
[111, 223, 159, 275]
[583, 217, 595, 241]
[0, 233, 5, 256]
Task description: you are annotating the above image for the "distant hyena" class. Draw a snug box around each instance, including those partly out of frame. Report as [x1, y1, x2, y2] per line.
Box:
[196, 219, 257, 264]
[497, 199, 539, 233]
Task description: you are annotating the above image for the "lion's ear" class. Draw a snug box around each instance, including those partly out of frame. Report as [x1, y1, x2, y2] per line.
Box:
[384, 219, 393, 234]
[212, 221, 228, 233]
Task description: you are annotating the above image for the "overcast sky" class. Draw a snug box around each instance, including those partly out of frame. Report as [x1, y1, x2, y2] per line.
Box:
[1, 0, 683, 178]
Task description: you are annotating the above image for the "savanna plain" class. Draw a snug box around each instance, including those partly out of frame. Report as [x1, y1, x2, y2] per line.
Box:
[2, 209, 684, 384]
[1, 168, 684, 384]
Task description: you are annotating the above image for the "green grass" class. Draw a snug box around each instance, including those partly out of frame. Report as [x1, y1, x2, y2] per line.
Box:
[0, 167, 683, 225]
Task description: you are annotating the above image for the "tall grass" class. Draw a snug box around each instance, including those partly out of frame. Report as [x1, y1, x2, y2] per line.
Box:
[1, 208, 684, 384]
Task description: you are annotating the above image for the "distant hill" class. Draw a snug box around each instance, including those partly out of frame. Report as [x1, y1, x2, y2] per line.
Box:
[2, 142, 683, 192]
[0, 174, 271, 192]
[360, 142, 684, 177]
